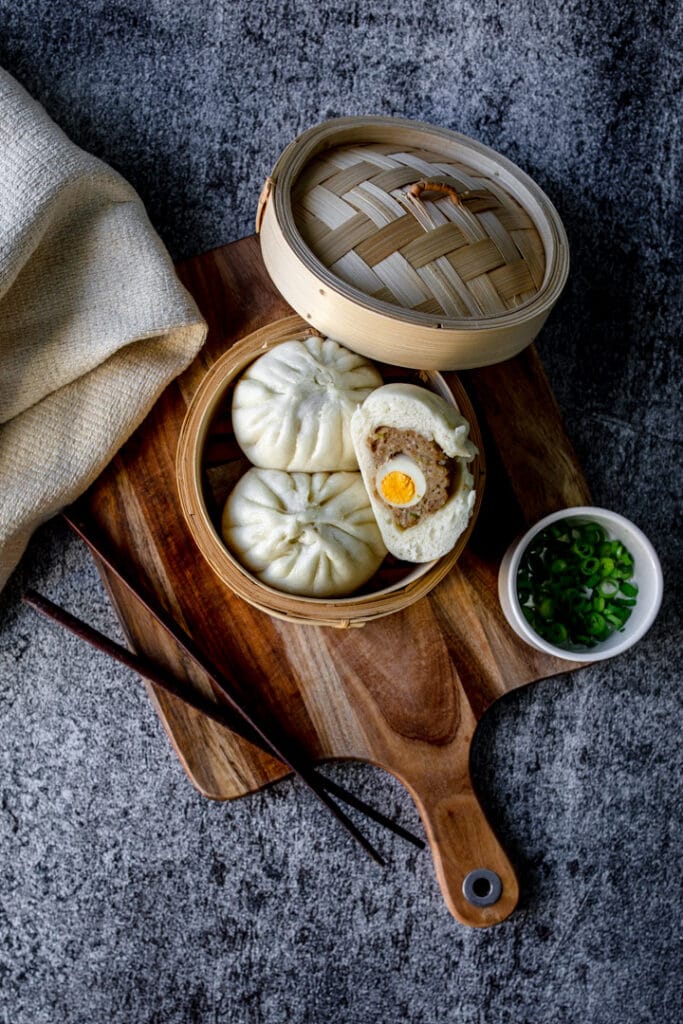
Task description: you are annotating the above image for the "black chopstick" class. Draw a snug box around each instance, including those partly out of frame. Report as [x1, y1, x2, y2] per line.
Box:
[23, 586, 424, 852]
[58, 509, 426, 855]
[24, 583, 382, 865]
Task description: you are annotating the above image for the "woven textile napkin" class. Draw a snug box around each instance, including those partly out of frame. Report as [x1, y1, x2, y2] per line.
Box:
[0, 70, 207, 591]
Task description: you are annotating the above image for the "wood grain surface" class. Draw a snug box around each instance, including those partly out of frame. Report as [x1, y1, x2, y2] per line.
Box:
[77, 235, 591, 927]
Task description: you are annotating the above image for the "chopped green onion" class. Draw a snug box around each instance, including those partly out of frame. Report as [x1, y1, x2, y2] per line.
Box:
[588, 612, 606, 635]
[547, 622, 568, 644]
[584, 524, 606, 546]
[516, 519, 638, 650]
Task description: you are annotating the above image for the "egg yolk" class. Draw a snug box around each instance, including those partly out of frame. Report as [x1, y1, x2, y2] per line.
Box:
[380, 471, 416, 505]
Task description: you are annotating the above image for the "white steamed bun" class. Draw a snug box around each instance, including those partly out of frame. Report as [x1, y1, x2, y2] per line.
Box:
[221, 468, 387, 597]
[231, 336, 383, 471]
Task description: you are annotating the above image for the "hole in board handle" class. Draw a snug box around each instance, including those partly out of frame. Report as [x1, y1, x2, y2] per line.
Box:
[462, 868, 502, 907]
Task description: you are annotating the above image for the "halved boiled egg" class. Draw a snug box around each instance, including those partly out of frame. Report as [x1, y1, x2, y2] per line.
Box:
[375, 455, 427, 508]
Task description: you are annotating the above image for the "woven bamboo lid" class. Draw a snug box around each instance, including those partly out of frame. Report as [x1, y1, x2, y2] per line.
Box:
[258, 117, 569, 370]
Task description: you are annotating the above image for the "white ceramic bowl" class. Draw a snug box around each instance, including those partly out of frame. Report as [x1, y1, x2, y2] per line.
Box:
[498, 506, 663, 663]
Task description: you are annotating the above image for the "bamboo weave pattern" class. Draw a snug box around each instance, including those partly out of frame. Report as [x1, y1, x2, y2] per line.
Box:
[292, 144, 545, 319]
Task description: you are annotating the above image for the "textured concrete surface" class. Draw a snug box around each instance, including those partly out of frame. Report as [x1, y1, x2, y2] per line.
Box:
[0, 1, 681, 1022]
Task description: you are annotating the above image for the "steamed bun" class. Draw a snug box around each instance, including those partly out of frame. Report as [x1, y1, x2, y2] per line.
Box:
[231, 336, 383, 471]
[221, 469, 387, 597]
[350, 383, 477, 563]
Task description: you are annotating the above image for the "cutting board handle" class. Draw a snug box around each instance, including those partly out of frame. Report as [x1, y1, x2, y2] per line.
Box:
[412, 782, 519, 927]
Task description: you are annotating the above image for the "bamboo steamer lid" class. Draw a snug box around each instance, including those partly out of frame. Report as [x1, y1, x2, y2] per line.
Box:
[257, 116, 569, 370]
[176, 316, 485, 628]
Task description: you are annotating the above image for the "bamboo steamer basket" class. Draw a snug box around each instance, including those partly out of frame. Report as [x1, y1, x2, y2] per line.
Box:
[176, 315, 485, 628]
[257, 116, 569, 370]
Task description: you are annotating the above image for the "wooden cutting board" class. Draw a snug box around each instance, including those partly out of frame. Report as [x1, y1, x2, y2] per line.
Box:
[77, 234, 590, 927]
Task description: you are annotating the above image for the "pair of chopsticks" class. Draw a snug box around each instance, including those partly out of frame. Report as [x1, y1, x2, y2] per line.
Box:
[22, 510, 424, 865]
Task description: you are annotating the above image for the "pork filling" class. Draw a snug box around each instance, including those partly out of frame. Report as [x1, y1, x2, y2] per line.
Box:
[367, 426, 457, 529]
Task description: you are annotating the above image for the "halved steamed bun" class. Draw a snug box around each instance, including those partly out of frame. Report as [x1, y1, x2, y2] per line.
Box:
[221, 468, 387, 597]
[350, 383, 478, 562]
[231, 336, 383, 472]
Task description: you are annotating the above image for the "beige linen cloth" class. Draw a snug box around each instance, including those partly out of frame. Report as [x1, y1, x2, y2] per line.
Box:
[0, 70, 207, 591]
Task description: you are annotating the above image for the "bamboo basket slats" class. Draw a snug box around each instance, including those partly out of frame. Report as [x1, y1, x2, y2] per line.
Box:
[293, 204, 333, 247]
[300, 185, 353, 229]
[343, 144, 402, 165]
[259, 117, 569, 369]
[466, 275, 509, 315]
[435, 197, 493, 244]
[435, 258, 485, 314]
[372, 252, 432, 307]
[414, 297, 446, 316]
[290, 143, 544, 319]
[409, 151, 473, 168]
[419, 256, 473, 311]
[371, 286, 397, 305]
[360, 166, 421, 193]
[330, 251, 385, 295]
[396, 190, 448, 232]
[509, 229, 546, 290]
[434, 166, 480, 190]
[354, 215, 424, 266]
[416, 264, 472, 318]
[400, 223, 468, 268]
[356, 179, 407, 219]
[477, 209, 526, 265]
[491, 203, 535, 233]
[291, 160, 337, 195]
[296, 164, 542, 299]
[310, 213, 377, 267]
[340, 187, 391, 228]
[489, 260, 537, 302]
[447, 238, 506, 282]
[388, 151, 455, 176]
[321, 162, 385, 196]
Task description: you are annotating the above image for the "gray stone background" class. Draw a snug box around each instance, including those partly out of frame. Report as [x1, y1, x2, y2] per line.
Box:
[0, 1, 681, 1021]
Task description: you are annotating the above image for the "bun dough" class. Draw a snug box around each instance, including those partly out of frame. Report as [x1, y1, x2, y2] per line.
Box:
[231, 336, 383, 471]
[350, 383, 477, 562]
[222, 468, 387, 597]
